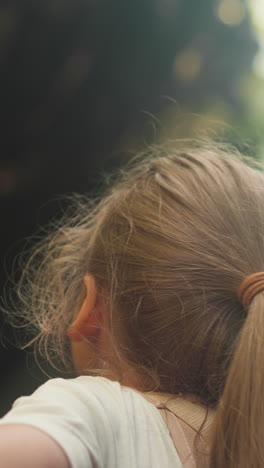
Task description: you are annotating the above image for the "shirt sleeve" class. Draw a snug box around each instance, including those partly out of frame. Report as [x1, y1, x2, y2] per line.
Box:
[0, 376, 122, 468]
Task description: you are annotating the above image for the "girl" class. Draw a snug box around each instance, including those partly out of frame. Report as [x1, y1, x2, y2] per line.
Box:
[0, 142, 264, 467]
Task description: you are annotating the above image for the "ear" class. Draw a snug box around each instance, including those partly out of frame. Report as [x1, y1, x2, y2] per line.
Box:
[67, 275, 101, 341]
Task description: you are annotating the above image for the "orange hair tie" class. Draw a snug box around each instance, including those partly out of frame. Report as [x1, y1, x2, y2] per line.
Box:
[237, 272, 264, 309]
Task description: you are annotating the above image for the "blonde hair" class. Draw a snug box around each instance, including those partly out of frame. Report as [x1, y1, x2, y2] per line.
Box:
[9, 142, 264, 466]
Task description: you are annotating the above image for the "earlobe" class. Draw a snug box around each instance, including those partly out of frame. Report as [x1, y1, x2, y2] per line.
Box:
[67, 275, 100, 341]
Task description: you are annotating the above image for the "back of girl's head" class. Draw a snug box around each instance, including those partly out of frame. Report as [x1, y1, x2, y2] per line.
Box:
[11, 142, 264, 466]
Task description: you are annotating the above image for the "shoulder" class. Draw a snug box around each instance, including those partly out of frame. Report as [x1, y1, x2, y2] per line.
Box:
[25, 375, 124, 408]
[28, 376, 131, 422]
[16, 376, 156, 424]
[0, 377, 159, 467]
[9, 376, 132, 439]
[0, 377, 181, 468]
[0, 376, 127, 468]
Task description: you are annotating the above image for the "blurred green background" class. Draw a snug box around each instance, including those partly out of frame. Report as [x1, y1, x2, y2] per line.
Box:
[0, 0, 263, 414]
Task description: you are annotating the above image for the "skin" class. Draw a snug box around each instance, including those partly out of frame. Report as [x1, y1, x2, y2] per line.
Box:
[0, 425, 70, 468]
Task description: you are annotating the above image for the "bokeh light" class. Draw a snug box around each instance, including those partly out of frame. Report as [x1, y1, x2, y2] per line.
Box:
[174, 49, 203, 82]
[216, 0, 245, 26]
[250, 0, 264, 79]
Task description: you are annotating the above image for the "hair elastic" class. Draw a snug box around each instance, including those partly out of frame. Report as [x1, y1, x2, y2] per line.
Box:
[237, 272, 264, 309]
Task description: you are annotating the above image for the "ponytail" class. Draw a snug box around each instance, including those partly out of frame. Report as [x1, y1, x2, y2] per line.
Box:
[210, 292, 264, 467]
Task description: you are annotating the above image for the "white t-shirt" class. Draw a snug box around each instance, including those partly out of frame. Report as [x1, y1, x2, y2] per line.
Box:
[0, 376, 182, 468]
